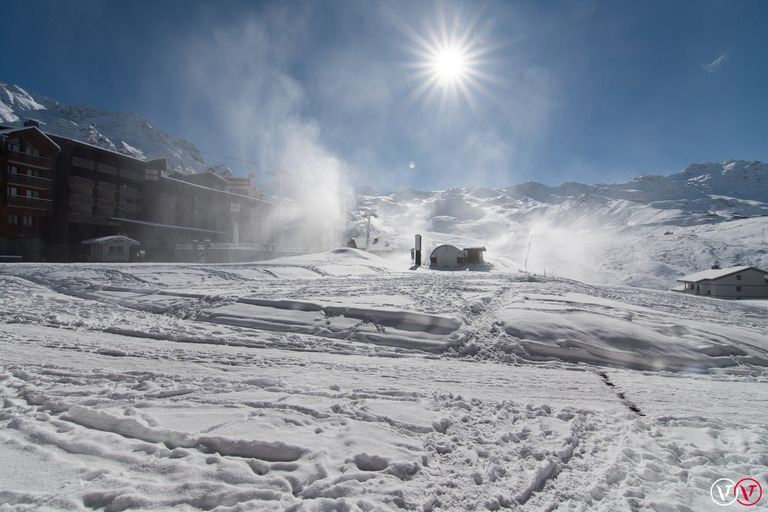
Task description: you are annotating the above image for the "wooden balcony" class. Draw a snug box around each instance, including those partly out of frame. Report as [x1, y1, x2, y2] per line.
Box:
[69, 194, 94, 215]
[6, 195, 53, 211]
[70, 176, 95, 189]
[6, 150, 55, 170]
[6, 173, 54, 190]
[118, 201, 140, 212]
[119, 169, 144, 182]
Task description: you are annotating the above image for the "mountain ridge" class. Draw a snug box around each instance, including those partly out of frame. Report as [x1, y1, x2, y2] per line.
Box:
[0, 82, 227, 176]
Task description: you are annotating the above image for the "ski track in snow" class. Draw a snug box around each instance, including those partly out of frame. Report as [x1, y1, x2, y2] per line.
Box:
[1, 253, 768, 511]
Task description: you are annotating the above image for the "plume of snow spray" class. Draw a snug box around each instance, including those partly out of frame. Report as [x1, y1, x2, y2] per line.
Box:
[178, 13, 351, 254]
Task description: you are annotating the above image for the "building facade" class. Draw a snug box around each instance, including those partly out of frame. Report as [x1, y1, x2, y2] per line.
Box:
[675, 266, 768, 299]
[46, 133, 159, 261]
[0, 125, 60, 260]
[1, 124, 273, 262]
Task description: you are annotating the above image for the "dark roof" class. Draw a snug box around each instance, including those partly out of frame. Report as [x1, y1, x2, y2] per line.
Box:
[0, 125, 61, 151]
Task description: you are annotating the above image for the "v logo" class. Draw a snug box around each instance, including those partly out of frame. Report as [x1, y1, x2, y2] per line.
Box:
[740, 484, 757, 501]
[717, 484, 734, 502]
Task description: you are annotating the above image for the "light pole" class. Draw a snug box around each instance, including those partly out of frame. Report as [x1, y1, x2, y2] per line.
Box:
[361, 210, 378, 252]
[267, 167, 290, 253]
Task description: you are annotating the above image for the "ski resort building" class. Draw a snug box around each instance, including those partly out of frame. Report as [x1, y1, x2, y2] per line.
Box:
[0, 124, 60, 261]
[1, 123, 275, 262]
[674, 266, 768, 299]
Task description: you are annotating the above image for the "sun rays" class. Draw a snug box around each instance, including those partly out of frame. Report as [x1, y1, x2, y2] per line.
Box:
[402, 5, 499, 113]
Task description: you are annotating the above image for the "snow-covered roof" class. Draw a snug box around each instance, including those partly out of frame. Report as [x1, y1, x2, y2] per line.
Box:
[81, 235, 140, 246]
[677, 266, 766, 283]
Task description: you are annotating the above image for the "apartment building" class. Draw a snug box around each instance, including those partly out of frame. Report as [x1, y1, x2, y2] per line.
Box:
[0, 125, 60, 260]
[1, 124, 273, 262]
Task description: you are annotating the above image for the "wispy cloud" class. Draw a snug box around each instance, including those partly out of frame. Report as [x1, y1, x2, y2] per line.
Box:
[702, 51, 729, 74]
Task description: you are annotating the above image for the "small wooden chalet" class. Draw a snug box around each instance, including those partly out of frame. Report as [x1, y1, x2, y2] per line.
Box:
[81, 235, 140, 263]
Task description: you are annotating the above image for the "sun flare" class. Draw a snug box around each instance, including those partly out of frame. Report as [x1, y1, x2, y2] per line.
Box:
[402, 6, 497, 110]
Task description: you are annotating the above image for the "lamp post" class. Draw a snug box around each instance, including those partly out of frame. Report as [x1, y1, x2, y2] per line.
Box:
[361, 210, 378, 252]
[267, 167, 290, 253]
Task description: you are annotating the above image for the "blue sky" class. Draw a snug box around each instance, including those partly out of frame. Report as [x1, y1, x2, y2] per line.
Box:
[3, 0, 767, 192]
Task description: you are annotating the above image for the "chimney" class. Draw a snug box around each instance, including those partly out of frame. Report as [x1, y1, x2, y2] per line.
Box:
[24, 119, 40, 128]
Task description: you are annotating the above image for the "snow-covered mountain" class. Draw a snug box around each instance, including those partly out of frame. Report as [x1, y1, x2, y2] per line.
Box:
[350, 160, 768, 290]
[0, 82, 226, 176]
[3, 83, 766, 288]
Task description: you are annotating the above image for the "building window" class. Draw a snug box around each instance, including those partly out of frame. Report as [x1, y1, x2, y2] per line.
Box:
[9, 165, 18, 174]
[8, 214, 19, 225]
[8, 187, 18, 196]
[22, 216, 33, 227]
[736, 286, 742, 293]
[24, 144, 40, 156]
[736, 275, 742, 281]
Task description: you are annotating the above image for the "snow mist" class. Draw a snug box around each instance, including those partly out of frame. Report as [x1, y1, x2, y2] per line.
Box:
[178, 13, 351, 253]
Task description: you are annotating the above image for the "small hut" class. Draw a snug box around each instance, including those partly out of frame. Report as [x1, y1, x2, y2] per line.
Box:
[81, 235, 140, 263]
[465, 247, 486, 265]
[430, 245, 466, 267]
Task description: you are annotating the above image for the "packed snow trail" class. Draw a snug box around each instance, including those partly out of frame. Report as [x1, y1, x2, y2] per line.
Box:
[1, 254, 768, 511]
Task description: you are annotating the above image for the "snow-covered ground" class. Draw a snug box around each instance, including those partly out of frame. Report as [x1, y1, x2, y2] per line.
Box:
[2, 250, 767, 511]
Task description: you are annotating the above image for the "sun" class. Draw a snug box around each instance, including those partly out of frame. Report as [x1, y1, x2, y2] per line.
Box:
[402, 7, 497, 111]
[433, 46, 467, 84]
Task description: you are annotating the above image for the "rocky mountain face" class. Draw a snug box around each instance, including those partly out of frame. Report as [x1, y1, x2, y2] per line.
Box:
[0, 82, 227, 176]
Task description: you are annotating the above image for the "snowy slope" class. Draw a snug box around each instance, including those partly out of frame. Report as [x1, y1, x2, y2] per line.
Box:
[350, 160, 768, 290]
[0, 83, 219, 175]
[1, 253, 767, 510]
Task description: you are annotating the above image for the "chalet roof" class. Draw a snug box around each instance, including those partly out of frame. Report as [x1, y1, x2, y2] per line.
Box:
[81, 235, 140, 246]
[677, 266, 766, 283]
[0, 125, 61, 151]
